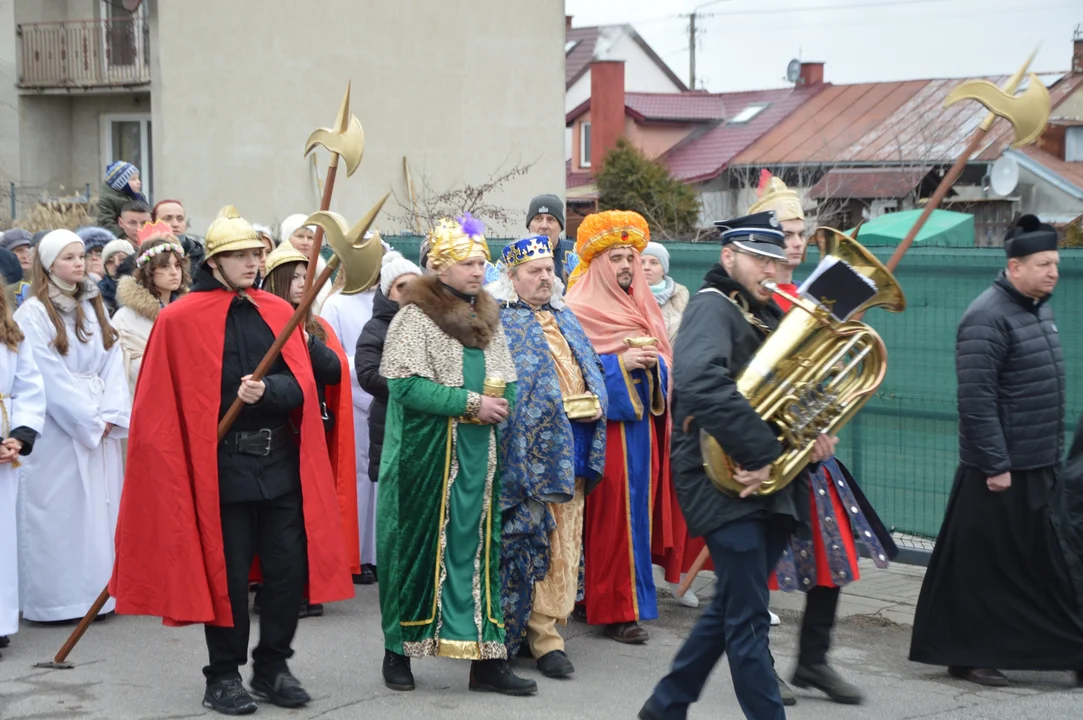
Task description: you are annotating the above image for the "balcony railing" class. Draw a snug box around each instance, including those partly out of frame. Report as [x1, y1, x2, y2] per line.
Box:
[17, 18, 150, 89]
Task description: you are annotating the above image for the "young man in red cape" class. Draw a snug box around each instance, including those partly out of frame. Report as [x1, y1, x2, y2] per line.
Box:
[110, 207, 353, 716]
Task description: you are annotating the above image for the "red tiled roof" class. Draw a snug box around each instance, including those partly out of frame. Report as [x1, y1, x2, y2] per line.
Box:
[732, 72, 1083, 167]
[808, 167, 929, 199]
[566, 91, 726, 125]
[661, 85, 825, 183]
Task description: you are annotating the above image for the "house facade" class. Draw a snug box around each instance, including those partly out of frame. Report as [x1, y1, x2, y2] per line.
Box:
[2, 0, 567, 236]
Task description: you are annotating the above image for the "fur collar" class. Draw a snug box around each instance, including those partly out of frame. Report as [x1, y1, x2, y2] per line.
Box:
[116, 275, 164, 323]
[400, 273, 499, 349]
[47, 277, 100, 314]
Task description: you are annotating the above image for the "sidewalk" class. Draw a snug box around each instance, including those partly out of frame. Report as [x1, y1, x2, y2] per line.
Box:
[668, 557, 927, 626]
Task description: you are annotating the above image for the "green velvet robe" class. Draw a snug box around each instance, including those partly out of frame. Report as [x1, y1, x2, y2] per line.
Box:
[377, 300, 518, 661]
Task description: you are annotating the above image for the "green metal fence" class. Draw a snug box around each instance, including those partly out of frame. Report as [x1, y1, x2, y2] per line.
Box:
[378, 234, 1083, 541]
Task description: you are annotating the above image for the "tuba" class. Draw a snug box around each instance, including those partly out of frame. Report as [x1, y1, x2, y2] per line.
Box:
[701, 227, 905, 496]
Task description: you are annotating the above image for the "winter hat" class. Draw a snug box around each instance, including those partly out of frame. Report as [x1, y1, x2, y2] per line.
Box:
[76, 226, 116, 252]
[105, 161, 139, 192]
[0, 228, 31, 252]
[642, 242, 671, 275]
[30, 230, 49, 248]
[380, 250, 422, 296]
[0, 249, 23, 285]
[252, 223, 276, 249]
[102, 239, 136, 267]
[38, 229, 84, 271]
[279, 214, 315, 246]
[526, 194, 565, 231]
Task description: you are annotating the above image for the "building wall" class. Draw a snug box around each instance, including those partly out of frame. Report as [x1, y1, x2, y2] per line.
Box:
[623, 118, 694, 160]
[0, 0, 20, 209]
[1018, 168, 1083, 216]
[1056, 86, 1083, 119]
[152, 0, 566, 237]
[72, 93, 150, 194]
[18, 95, 72, 190]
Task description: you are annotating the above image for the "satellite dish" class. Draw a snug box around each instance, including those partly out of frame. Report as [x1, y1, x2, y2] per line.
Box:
[990, 154, 1019, 197]
[786, 59, 802, 84]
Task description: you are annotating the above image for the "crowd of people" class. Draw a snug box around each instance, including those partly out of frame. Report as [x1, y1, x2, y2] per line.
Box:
[1, 160, 1082, 719]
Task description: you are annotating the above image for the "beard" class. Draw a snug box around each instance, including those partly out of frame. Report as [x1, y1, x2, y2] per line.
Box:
[616, 272, 633, 289]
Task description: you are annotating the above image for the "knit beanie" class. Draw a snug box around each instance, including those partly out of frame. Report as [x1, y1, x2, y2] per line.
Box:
[30, 230, 49, 248]
[76, 226, 116, 252]
[642, 242, 671, 275]
[380, 251, 422, 296]
[526, 194, 565, 231]
[0, 248, 23, 285]
[105, 161, 139, 192]
[0, 228, 32, 252]
[279, 214, 315, 246]
[102, 239, 136, 266]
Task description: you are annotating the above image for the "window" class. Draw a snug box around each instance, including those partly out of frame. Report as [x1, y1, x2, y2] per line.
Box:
[565, 40, 580, 55]
[1066, 126, 1082, 162]
[729, 103, 769, 124]
[580, 122, 592, 168]
[102, 114, 153, 201]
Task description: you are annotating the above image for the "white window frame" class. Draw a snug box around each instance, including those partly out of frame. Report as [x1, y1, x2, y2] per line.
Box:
[99, 0, 148, 79]
[580, 122, 592, 169]
[101, 113, 153, 202]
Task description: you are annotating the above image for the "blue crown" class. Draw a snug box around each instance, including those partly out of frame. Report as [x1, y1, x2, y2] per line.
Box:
[502, 235, 555, 268]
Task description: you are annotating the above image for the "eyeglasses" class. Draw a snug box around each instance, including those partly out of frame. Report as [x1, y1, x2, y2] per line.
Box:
[734, 250, 780, 268]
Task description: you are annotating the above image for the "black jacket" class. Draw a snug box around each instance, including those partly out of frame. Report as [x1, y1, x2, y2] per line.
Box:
[309, 333, 342, 432]
[957, 272, 1065, 475]
[670, 264, 804, 537]
[355, 288, 397, 482]
[191, 266, 305, 504]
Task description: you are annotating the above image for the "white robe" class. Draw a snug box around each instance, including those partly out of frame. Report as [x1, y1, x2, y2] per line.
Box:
[0, 338, 46, 636]
[14, 297, 131, 621]
[320, 289, 376, 566]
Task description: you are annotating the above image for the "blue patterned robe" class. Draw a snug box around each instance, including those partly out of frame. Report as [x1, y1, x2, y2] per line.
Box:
[498, 300, 608, 654]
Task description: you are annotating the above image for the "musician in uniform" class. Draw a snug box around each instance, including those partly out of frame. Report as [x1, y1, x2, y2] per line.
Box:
[640, 211, 833, 720]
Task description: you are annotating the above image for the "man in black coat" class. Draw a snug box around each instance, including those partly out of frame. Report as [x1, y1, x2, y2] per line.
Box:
[910, 215, 1083, 688]
[640, 212, 834, 720]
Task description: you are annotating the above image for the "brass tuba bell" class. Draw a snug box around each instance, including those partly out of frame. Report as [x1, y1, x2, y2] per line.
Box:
[700, 227, 905, 496]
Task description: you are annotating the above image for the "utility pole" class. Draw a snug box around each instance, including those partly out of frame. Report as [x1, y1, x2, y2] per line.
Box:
[688, 12, 697, 90]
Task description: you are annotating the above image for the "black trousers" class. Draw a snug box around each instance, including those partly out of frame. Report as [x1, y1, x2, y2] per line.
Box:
[203, 490, 308, 684]
[798, 585, 841, 666]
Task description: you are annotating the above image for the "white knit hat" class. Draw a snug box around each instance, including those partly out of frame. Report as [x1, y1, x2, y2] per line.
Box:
[279, 214, 315, 246]
[101, 239, 136, 267]
[380, 250, 422, 296]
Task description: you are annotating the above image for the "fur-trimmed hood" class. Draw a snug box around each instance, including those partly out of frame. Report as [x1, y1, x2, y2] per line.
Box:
[116, 275, 165, 323]
[399, 273, 499, 349]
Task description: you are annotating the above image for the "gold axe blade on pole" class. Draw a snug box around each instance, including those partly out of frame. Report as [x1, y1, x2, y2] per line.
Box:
[301, 81, 365, 297]
[675, 52, 1052, 603]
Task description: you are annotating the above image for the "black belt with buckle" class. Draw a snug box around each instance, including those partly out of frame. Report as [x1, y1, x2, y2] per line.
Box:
[220, 425, 293, 457]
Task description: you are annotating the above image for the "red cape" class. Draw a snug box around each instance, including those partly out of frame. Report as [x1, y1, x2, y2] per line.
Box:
[250, 317, 361, 583]
[109, 288, 355, 627]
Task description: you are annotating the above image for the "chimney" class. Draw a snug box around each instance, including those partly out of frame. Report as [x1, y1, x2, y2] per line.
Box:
[1073, 27, 1083, 74]
[566, 15, 574, 31]
[798, 62, 825, 86]
[590, 60, 626, 175]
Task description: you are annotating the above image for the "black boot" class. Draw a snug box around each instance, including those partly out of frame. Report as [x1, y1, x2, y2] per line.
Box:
[202, 677, 257, 716]
[306, 603, 324, 617]
[0, 636, 9, 648]
[792, 663, 863, 704]
[469, 659, 538, 696]
[383, 649, 415, 691]
[537, 650, 575, 678]
[249, 671, 311, 708]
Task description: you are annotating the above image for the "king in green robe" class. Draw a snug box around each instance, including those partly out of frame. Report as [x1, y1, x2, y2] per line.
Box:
[377, 271, 518, 663]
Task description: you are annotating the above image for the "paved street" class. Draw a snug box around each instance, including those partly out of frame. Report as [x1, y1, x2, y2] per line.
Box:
[1, 562, 1080, 719]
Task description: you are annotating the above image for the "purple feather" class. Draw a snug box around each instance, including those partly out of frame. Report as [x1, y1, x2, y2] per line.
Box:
[458, 212, 486, 238]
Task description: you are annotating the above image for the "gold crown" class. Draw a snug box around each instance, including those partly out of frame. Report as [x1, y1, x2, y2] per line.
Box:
[426, 216, 490, 271]
[264, 241, 309, 276]
[748, 176, 805, 222]
[204, 206, 265, 260]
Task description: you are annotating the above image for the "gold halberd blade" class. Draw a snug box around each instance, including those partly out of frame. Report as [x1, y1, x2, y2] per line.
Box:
[304, 82, 365, 176]
[303, 192, 391, 294]
[943, 51, 1051, 148]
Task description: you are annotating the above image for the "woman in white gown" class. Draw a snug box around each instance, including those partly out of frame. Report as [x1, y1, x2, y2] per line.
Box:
[0, 271, 46, 654]
[14, 229, 131, 623]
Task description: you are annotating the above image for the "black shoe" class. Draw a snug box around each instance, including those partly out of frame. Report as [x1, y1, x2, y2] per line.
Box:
[792, 663, 863, 704]
[202, 677, 257, 716]
[249, 671, 311, 708]
[638, 697, 664, 720]
[296, 599, 310, 619]
[537, 650, 575, 678]
[306, 602, 324, 617]
[469, 659, 538, 696]
[358, 565, 377, 585]
[571, 605, 587, 623]
[775, 669, 797, 706]
[948, 666, 1009, 687]
[383, 649, 415, 691]
[604, 621, 649, 644]
[0, 636, 8, 648]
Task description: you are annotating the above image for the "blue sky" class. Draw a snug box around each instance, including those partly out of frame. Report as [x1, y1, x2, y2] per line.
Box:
[565, 0, 1080, 91]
